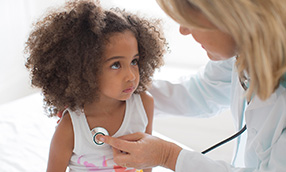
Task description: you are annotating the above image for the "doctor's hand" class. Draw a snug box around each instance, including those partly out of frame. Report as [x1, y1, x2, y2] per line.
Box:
[98, 132, 182, 170]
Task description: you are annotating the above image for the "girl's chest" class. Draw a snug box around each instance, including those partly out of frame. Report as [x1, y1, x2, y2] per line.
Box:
[85, 110, 126, 136]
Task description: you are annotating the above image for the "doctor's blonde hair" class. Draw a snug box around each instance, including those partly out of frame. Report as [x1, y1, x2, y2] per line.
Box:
[157, 0, 286, 100]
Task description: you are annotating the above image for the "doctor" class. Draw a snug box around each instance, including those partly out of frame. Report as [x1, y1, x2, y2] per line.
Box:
[100, 0, 286, 171]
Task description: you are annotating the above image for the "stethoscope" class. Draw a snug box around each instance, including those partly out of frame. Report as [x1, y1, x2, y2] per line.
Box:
[91, 76, 249, 152]
[91, 127, 109, 145]
[201, 75, 249, 154]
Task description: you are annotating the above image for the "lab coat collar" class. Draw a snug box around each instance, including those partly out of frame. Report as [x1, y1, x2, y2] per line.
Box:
[243, 72, 286, 111]
[247, 94, 276, 110]
[247, 82, 286, 111]
[246, 87, 284, 111]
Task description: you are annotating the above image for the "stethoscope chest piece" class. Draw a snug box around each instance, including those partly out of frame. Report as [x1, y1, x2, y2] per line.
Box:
[91, 127, 109, 145]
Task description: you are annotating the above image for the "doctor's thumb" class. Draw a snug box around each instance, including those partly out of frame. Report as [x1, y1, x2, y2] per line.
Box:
[97, 135, 106, 143]
[98, 135, 132, 153]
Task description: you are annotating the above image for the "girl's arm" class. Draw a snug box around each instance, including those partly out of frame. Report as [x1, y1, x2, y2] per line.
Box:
[140, 91, 154, 135]
[140, 91, 154, 172]
[46, 113, 74, 172]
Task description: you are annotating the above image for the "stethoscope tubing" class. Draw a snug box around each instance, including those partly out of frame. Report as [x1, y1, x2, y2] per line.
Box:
[201, 124, 247, 154]
[201, 76, 249, 154]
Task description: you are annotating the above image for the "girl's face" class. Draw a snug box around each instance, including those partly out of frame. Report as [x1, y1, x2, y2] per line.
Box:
[179, 11, 237, 61]
[99, 31, 140, 101]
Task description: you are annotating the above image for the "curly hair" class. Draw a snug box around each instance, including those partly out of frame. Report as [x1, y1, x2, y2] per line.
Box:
[25, 0, 166, 116]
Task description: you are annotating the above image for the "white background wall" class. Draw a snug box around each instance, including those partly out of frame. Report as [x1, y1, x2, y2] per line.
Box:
[0, 0, 209, 105]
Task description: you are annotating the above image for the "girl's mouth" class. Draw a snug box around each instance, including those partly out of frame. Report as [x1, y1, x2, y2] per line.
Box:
[123, 87, 134, 93]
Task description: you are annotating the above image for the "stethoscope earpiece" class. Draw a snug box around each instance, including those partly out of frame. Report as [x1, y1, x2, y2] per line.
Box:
[91, 127, 109, 145]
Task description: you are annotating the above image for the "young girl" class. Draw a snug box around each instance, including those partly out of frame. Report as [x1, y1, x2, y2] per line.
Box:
[24, 0, 166, 171]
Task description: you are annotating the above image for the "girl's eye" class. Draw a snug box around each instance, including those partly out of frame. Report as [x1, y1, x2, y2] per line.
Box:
[111, 62, 121, 69]
[131, 59, 139, 66]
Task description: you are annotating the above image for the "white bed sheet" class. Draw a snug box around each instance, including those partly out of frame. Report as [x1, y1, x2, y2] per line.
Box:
[0, 93, 56, 172]
[0, 92, 190, 172]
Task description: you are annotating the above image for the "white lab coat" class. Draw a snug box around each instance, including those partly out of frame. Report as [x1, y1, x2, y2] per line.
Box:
[149, 57, 286, 171]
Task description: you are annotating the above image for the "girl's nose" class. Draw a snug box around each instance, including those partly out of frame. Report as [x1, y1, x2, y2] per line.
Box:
[179, 25, 191, 35]
[125, 67, 136, 81]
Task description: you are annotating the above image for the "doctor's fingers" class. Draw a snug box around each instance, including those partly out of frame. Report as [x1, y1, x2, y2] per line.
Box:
[112, 148, 134, 168]
[111, 141, 154, 169]
[113, 133, 170, 169]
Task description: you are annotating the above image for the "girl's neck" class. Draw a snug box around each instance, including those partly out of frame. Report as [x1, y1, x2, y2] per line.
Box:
[83, 97, 125, 117]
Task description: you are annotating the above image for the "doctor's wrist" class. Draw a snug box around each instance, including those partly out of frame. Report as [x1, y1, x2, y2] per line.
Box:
[160, 141, 182, 171]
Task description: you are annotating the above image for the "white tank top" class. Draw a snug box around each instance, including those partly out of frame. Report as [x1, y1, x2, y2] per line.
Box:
[63, 94, 148, 172]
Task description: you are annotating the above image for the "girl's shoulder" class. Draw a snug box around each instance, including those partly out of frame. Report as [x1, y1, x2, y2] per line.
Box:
[55, 109, 75, 148]
[138, 91, 154, 118]
[139, 91, 154, 107]
[56, 110, 74, 140]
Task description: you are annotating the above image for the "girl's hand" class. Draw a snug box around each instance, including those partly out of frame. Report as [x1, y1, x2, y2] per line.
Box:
[98, 132, 182, 170]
